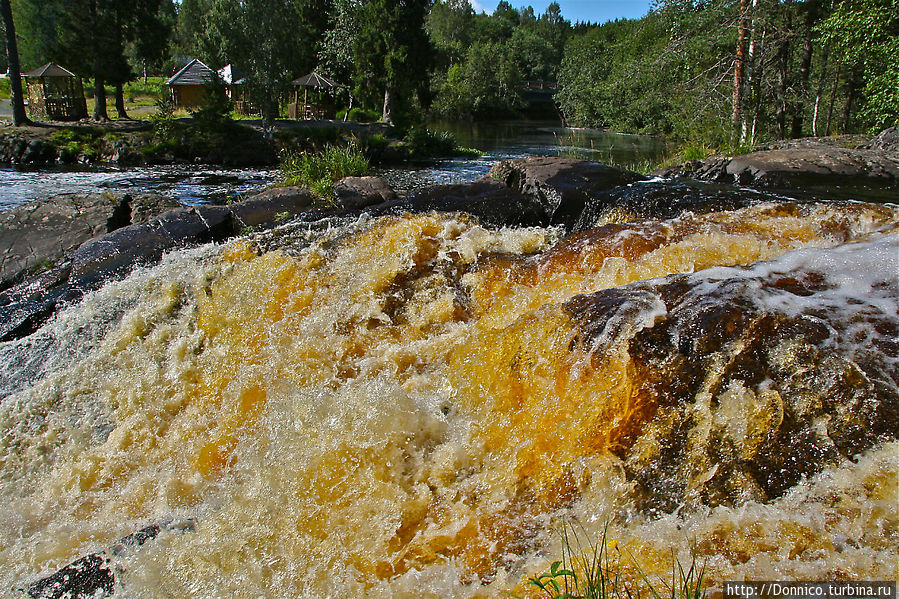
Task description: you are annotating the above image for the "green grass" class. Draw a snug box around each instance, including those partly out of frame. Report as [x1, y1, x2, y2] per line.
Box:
[519, 521, 705, 599]
[0, 78, 10, 100]
[278, 144, 369, 204]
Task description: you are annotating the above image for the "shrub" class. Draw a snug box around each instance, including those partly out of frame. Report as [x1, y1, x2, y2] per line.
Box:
[406, 127, 457, 157]
[278, 144, 369, 204]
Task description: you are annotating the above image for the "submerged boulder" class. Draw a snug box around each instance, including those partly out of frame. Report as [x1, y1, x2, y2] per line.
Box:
[406, 179, 548, 228]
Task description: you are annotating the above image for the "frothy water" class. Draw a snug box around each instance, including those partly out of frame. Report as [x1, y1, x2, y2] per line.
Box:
[1, 199, 896, 596]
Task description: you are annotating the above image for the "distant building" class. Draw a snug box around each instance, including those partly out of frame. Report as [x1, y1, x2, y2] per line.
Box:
[166, 58, 216, 108]
[218, 64, 255, 115]
[23, 63, 88, 121]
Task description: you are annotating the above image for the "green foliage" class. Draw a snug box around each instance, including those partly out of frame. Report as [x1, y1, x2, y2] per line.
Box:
[278, 144, 369, 203]
[150, 88, 176, 137]
[353, 0, 433, 125]
[406, 127, 456, 156]
[816, 0, 899, 131]
[335, 107, 381, 123]
[201, 0, 330, 124]
[0, 78, 9, 100]
[432, 41, 523, 119]
[521, 521, 705, 599]
[189, 75, 234, 129]
[427, 0, 571, 120]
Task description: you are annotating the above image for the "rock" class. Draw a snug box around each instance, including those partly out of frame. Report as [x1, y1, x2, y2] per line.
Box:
[406, 179, 548, 228]
[334, 176, 397, 210]
[655, 133, 899, 189]
[487, 157, 647, 230]
[0, 193, 180, 290]
[0, 188, 320, 341]
[864, 126, 899, 153]
[563, 236, 899, 513]
[69, 223, 174, 284]
[22, 519, 194, 599]
[230, 186, 316, 228]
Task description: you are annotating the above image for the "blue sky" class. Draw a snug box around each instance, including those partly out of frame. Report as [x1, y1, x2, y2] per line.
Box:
[469, 0, 656, 24]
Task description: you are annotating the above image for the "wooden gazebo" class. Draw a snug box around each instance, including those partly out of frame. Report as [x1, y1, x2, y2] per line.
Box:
[23, 63, 88, 121]
[290, 73, 340, 120]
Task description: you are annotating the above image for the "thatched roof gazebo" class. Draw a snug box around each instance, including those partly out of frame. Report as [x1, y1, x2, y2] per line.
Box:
[290, 73, 341, 120]
[23, 63, 88, 121]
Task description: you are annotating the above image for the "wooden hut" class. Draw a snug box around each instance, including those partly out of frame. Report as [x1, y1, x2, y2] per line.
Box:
[23, 63, 88, 121]
[167, 58, 215, 109]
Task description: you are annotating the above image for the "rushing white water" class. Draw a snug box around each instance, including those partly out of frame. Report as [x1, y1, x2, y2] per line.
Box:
[0, 201, 897, 597]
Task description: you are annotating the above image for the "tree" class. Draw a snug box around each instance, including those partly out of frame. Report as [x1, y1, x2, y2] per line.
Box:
[1, 0, 29, 125]
[201, 0, 330, 126]
[53, 0, 172, 121]
[817, 0, 899, 131]
[353, 0, 433, 125]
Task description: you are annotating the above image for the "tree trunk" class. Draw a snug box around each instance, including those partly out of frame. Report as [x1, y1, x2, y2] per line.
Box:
[775, 5, 792, 140]
[741, 0, 759, 144]
[840, 64, 860, 133]
[790, 0, 817, 138]
[93, 71, 109, 121]
[824, 61, 841, 135]
[733, 0, 750, 137]
[114, 83, 130, 119]
[382, 87, 393, 125]
[0, 0, 30, 126]
[812, 45, 829, 136]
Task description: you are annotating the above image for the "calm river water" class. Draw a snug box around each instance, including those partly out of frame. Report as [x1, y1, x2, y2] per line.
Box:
[0, 121, 667, 208]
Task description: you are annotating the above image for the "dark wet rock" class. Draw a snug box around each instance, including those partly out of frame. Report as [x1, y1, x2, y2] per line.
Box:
[0, 187, 321, 341]
[655, 133, 899, 188]
[563, 237, 899, 513]
[22, 519, 194, 599]
[335, 176, 397, 210]
[0, 193, 180, 290]
[406, 179, 548, 228]
[571, 179, 763, 232]
[230, 185, 315, 228]
[0, 134, 57, 165]
[488, 157, 647, 230]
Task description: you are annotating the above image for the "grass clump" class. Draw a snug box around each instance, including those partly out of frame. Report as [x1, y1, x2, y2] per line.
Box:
[279, 144, 369, 204]
[520, 521, 705, 599]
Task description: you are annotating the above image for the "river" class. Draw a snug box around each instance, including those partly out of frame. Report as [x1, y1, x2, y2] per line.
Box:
[0, 121, 668, 208]
[0, 123, 896, 597]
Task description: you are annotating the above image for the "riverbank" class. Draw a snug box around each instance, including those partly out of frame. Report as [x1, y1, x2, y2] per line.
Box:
[0, 118, 479, 169]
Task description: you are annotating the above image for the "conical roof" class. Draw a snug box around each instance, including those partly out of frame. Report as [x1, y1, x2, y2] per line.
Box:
[23, 63, 77, 78]
[291, 73, 340, 88]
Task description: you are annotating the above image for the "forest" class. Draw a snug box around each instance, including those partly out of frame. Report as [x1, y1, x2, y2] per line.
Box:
[3, 0, 897, 148]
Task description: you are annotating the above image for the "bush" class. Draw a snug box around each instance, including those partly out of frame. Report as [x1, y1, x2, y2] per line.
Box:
[406, 128, 457, 157]
[336, 107, 381, 123]
[278, 144, 369, 203]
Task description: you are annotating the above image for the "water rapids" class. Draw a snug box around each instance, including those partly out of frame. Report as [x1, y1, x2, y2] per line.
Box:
[0, 199, 897, 597]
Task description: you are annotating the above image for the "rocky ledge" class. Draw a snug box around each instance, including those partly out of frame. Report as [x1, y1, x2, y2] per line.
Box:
[3, 150, 896, 342]
[654, 127, 899, 188]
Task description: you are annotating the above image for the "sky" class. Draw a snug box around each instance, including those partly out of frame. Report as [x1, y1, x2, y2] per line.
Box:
[469, 0, 656, 24]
